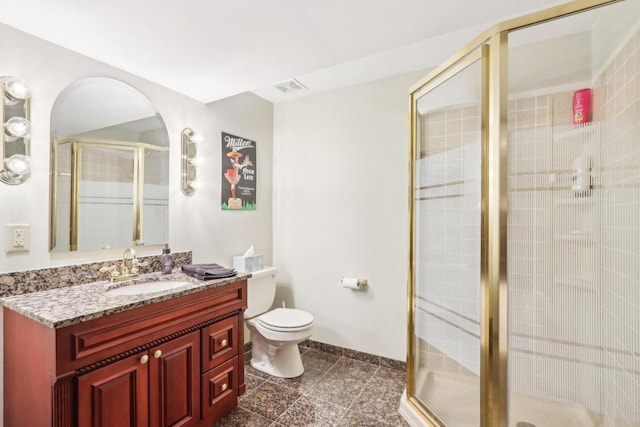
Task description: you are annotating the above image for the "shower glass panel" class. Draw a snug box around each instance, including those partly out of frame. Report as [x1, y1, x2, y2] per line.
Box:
[412, 53, 482, 426]
[142, 148, 169, 245]
[77, 145, 135, 250]
[507, 2, 640, 426]
[53, 142, 72, 251]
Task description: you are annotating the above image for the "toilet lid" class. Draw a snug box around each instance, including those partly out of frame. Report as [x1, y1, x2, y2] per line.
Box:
[257, 308, 314, 330]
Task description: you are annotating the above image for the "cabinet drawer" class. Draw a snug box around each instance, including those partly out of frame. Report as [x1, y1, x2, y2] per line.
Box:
[201, 356, 238, 423]
[201, 316, 238, 372]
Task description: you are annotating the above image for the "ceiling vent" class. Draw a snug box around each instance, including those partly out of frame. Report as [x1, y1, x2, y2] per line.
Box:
[274, 78, 308, 94]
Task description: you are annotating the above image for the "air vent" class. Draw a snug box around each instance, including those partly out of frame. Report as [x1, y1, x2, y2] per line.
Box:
[274, 78, 308, 94]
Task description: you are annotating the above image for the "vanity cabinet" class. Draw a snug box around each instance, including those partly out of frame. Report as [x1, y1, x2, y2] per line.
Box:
[77, 332, 200, 427]
[4, 279, 247, 427]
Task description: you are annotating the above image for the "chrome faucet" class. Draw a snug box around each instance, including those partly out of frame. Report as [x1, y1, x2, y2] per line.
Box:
[99, 248, 149, 282]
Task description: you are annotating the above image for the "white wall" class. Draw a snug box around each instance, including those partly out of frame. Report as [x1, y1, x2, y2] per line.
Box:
[273, 71, 424, 361]
[0, 23, 273, 273]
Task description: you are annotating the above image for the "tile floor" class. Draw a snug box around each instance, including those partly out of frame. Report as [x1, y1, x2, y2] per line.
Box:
[215, 346, 409, 426]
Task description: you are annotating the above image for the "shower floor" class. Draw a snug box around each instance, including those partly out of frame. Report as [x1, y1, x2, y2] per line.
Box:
[413, 368, 597, 427]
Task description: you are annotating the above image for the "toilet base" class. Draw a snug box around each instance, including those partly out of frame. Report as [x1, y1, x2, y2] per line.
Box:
[248, 325, 307, 378]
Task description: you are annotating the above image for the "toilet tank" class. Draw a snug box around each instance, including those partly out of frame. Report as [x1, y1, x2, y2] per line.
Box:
[244, 266, 277, 319]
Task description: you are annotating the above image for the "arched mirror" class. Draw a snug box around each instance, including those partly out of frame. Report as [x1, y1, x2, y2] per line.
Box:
[49, 77, 169, 252]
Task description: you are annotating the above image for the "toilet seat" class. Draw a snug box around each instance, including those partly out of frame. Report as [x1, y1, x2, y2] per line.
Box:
[256, 308, 314, 332]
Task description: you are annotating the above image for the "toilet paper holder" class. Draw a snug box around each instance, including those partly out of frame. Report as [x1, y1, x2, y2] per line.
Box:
[341, 277, 367, 290]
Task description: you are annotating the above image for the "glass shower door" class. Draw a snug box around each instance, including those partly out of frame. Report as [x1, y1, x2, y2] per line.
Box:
[410, 51, 483, 426]
[76, 145, 135, 250]
[506, 2, 640, 425]
[142, 148, 169, 246]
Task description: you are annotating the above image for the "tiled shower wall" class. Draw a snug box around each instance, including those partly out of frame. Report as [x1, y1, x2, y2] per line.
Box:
[415, 91, 576, 378]
[415, 139, 481, 376]
[56, 144, 168, 250]
[592, 27, 640, 426]
[508, 27, 640, 425]
[415, 103, 481, 376]
[416, 27, 639, 425]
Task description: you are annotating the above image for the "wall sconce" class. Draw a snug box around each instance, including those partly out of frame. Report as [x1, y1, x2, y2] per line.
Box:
[181, 128, 203, 196]
[1, 77, 31, 185]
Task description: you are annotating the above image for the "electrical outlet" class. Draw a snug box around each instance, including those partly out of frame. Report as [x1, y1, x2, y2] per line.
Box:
[14, 228, 24, 247]
[5, 224, 30, 253]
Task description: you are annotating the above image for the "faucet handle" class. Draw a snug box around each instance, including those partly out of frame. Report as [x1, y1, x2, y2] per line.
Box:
[133, 259, 148, 276]
[99, 265, 120, 280]
[100, 265, 119, 276]
[131, 258, 148, 275]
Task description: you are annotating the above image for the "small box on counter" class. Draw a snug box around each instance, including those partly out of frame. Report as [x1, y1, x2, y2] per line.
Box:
[233, 255, 264, 272]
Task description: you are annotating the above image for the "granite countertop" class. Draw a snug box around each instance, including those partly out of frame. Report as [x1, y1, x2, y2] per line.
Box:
[1, 270, 250, 329]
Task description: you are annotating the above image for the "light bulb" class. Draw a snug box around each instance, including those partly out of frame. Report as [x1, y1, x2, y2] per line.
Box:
[188, 180, 203, 189]
[5, 154, 31, 175]
[4, 117, 31, 141]
[189, 133, 203, 144]
[189, 157, 204, 166]
[4, 78, 30, 101]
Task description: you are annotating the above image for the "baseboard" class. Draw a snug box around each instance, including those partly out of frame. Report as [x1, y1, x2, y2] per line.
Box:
[244, 338, 406, 372]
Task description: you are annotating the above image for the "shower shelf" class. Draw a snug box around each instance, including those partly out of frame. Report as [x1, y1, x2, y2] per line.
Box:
[553, 122, 598, 140]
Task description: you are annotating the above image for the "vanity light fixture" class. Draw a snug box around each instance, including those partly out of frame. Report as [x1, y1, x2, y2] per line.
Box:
[2, 78, 30, 105]
[5, 154, 31, 175]
[4, 116, 31, 141]
[1, 76, 31, 185]
[181, 128, 203, 196]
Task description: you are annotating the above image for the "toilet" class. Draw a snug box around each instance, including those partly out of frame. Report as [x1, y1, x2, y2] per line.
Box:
[245, 267, 314, 378]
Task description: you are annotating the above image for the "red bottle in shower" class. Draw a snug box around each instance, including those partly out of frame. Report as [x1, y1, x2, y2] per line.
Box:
[573, 88, 591, 125]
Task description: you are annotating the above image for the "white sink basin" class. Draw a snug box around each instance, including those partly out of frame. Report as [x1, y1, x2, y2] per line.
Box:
[106, 280, 191, 296]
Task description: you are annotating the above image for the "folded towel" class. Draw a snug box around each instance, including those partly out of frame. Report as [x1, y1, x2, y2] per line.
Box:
[182, 263, 237, 280]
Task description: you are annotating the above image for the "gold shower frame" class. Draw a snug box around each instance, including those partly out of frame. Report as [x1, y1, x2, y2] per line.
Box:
[49, 138, 168, 251]
[406, 1, 622, 426]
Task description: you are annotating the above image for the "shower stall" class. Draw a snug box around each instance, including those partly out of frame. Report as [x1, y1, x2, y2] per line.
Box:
[402, 1, 640, 426]
[51, 139, 169, 251]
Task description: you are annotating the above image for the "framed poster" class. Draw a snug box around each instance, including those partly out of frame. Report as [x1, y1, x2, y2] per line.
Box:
[221, 132, 256, 210]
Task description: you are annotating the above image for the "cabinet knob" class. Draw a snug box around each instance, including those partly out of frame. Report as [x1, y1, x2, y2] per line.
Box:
[220, 339, 228, 348]
[153, 350, 162, 359]
[140, 355, 149, 364]
[220, 383, 228, 392]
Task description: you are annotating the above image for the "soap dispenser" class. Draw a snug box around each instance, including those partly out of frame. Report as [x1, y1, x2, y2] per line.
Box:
[161, 243, 174, 274]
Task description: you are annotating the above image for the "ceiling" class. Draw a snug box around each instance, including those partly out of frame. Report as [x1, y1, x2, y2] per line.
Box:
[0, 0, 569, 104]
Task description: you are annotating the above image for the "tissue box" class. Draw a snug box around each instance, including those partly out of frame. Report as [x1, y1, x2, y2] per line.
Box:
[233, 255, 264, 273]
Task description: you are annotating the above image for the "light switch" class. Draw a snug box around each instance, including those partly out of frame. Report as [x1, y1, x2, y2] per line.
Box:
[5, 224, 30, 253]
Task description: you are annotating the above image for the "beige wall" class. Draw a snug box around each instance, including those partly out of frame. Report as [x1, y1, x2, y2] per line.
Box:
[273, 71, 425, 361]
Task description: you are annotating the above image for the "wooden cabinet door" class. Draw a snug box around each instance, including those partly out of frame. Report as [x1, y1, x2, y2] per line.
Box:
[77, 352, 149, 427]
[149, 331, 200, 427]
